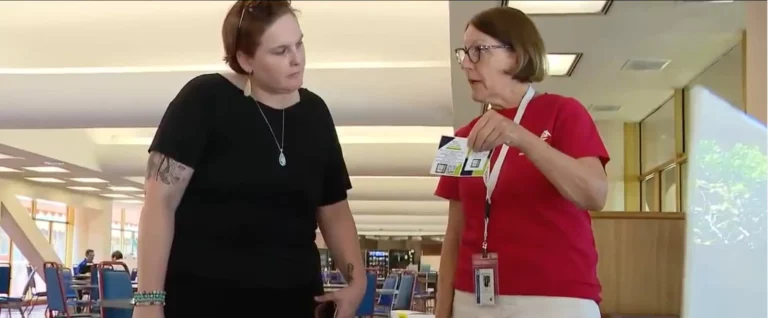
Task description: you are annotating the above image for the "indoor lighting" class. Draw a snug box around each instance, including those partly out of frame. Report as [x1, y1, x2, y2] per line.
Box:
[135, 194, 145, 198]
[108, 186, 142, 192]
[0, 153, 20, 160]
[505, 1, 611, 15]
[25, 177, 65, 183]
[70, 177, 108, 183]
[116, 200, 144, 204]
[0, 166, 20, 172]
[67, 186, 101, 192]
[23, 166, 69, 173]
[100, 194, 132, 199]
[548, 53, 582, 77]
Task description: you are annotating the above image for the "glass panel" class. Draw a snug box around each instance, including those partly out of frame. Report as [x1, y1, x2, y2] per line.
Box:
[680, 162, 688, 213]
[661, 165, 680, 212]
[35, 220, 51, 242]
[10, 244, 26, 296]
[0, 231, 10, 262]
[122, 231, 134, 256]
[34, 210, 67, 222]
[15, 196, 33, 215]
[642, 175, 659, 212]
[111, 229, 122, 254]
[641, 98, 676, 171]
[111, 221, 123, 230]
[51, 223, 68, 261]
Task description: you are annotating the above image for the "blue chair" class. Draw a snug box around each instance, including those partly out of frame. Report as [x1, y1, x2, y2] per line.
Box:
[391, 272, 416, 310]
[98, 261, 134, 318]
[0, 264, 30, 317]
[355, 271, 377, 317]
[43, 262, 91, 318]
[25, 265, 47, 315]
[373, 274, 399, 316]
[130, 268, 138, 282]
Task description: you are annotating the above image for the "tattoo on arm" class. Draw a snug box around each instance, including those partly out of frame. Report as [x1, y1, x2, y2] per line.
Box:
[146, 152, 188, 185]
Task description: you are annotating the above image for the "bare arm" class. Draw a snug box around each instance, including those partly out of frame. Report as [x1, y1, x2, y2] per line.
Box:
[518, 134, 608, 211]
[316, 200, 366, 286]
[136, 151, 194, 293]
[435, 200, 464, 318]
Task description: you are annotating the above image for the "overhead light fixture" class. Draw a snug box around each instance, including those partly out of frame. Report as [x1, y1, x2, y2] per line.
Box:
[116, 200, 144, 204]
[0, 166, 20, 172]
[67, 186, 101, 192]
[548, 53, 582, 77]
[505, 0, 611, 15]
[100, 194, 133, 199]
[23, 166, 69, 173]
[0, 153, 20, 160]
[135, 194, 145, 198]
[25, 177, 65, 183]
[108, 186, 143, 192]
[70, 177, 109, 183]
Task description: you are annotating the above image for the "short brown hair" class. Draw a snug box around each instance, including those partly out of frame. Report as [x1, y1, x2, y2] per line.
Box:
[222, 0, 297, 74]
[469, 7, 548, 83]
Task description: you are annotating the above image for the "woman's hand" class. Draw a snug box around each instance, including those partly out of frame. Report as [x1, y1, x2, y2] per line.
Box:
[314, 281, 365, 318]
[467, 110, 533, 152]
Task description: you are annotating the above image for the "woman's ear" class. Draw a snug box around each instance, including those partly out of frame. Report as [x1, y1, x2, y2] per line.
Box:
[236, 51, 253, 74]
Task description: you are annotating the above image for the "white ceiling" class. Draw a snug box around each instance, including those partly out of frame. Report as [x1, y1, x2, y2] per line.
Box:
[0, 0, 746, 236]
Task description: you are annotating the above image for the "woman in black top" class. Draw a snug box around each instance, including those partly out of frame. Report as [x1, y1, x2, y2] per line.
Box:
[133, 1, 366, 317]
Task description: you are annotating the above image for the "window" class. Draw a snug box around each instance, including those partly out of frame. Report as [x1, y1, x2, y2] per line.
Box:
[7, 197, 73, 296]
[112, 208, 140, 258]
[641, 97, 676, 171]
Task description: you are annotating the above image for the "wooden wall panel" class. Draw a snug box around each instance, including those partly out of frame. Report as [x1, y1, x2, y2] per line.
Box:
[592, 212, 685, 316]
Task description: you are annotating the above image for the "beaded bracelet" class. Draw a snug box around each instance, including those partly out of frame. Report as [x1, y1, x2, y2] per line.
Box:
[132, 290, 167, 306]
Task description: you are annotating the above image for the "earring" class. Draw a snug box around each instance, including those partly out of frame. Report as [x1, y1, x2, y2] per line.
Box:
[243, 71, 252, 97]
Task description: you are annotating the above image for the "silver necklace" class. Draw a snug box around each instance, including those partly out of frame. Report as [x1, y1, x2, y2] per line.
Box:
[254, 101, 286, 167]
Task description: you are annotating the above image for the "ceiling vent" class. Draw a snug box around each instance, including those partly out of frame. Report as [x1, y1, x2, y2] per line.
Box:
[621, 59, 670, 72]
[589, 105, 622, 113]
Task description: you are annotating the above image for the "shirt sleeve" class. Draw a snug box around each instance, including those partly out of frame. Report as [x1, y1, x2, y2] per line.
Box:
[434, 124, 473, 200]
[319, 98, 353, 206]
[148, 75, 214, 169]
[551, 98, 610, 168]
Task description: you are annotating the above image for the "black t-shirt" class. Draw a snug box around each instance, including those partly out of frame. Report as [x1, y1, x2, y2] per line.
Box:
[149, 74, 352, 288]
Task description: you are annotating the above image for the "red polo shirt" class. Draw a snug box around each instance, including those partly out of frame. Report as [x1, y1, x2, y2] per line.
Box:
[435, 93, 609, 303]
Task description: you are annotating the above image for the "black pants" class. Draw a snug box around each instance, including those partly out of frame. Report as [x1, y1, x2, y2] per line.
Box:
[164, 271, 324, 317]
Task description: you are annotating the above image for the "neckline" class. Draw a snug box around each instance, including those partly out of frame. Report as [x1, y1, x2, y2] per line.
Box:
[214, 73, 303, 111]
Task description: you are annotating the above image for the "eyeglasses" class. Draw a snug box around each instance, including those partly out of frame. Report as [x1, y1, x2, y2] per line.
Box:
[454, 45, 511, 65]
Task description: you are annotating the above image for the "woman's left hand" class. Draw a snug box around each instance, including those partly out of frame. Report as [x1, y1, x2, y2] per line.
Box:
[315, 282, 365, 318]
[467, 110, 530, 152]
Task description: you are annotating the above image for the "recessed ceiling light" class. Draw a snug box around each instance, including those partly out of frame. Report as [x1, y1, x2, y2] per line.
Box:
[506, 0, 611, 15]
[108, 186, 143, 192]
[100, 194, 133, 199]
[135, 194, 145, 198]
[25, 177, 65, 183]
[548, 53, 582, 77]
[67, 186, 101, 192]
[0, 153, 20, 160]
[23, 166, 69, 173]
[0, 166, 20, 172]
[116, 200, 144, 204]
[70, 178, 108, 183]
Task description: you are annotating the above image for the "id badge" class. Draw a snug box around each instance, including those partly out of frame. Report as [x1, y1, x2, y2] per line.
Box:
[472, 252, 500, 306]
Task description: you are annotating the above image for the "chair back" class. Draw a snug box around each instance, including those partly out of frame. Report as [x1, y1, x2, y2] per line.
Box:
[98, 261, 134, 318]
[355, 271, 377, 316]
[130, 268, 138, 281]
[43, 262, 68, 312]
[60, 267, 79, 299]
[377, 273, 399, 306]
[0, 263, 11, 295]
[393, 271, 416, 310]
[90, 263, 100, 301]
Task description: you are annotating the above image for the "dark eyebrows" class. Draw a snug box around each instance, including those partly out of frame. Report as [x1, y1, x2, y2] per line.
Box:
[269, 34, 304, 51]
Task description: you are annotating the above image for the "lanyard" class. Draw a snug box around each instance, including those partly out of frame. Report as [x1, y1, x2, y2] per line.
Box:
[480, 85, 535, 256]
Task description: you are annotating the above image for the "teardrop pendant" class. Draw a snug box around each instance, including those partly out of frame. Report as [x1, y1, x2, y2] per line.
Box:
[279, 151, 287, 166]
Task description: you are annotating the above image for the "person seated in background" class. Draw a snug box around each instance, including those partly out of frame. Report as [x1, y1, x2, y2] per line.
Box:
[76, 249, 95, 274]
[111, 250, 124, 262]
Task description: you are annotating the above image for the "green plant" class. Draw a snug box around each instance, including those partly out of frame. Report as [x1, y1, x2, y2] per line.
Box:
[690, 140, 768, 248]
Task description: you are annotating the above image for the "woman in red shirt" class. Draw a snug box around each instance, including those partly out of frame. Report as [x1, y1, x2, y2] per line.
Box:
[435, 7, 610, 318]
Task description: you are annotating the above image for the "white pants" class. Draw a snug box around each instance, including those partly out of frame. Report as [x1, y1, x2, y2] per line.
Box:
[452, 290, 600, 318]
